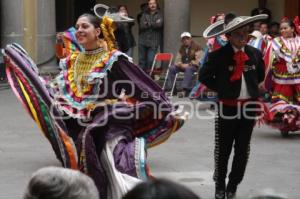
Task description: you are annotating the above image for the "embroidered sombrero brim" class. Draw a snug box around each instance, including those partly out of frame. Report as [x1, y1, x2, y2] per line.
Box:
[94, 4, 134, 23]
[203, 14, 268, 39]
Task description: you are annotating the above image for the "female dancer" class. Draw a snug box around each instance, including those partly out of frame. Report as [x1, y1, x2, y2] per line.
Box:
[266, 18, 300, 135]
[3, 12, 185, 199]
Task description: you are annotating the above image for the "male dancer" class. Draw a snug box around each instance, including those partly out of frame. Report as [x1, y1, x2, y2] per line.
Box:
[199, 13, 267, 199]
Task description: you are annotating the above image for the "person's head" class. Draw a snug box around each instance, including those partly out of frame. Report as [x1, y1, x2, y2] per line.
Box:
[270, 21, 280, 35]
[75, 13, 101, 50]
[118, 5, 128, 16]
[122, 178, 200, 199]
[253, 21, 261, 31]
[23, 167, 99, 199]
[258, 0, 267, 9]
[180, 32, 193, 47]
[280, 18, 296, 38]
[224, 13, 249, 49]
[226, 26, 249, 49]
[148, 0, 159, 12]
[260, 22, 269, 35]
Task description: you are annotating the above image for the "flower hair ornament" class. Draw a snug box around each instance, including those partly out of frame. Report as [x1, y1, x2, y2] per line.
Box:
[293, 16, 300, 35]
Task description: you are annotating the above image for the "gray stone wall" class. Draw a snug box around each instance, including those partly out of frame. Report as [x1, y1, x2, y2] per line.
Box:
[1, 0, 57, 66]
[163, 0, 190, 55]
[36, 0, 56, 66]
[1, 0, 24, 47]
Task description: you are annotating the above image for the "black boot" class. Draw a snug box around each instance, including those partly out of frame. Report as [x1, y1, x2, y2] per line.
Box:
[226, 181, 237, 199]
[215, 182, 225, 199]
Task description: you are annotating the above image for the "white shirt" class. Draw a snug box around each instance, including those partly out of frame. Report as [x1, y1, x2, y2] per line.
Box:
[232, 45, 251, 99]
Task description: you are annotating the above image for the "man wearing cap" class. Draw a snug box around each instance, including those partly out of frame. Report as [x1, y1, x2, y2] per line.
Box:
[199, 13, 267, 199]
[165, 32, 203, 97]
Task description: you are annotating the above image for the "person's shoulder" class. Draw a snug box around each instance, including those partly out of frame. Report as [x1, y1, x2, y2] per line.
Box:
[192, 41, 203, 50]
[154, 9, 163, 16]
[141, 10, 149, 17]
[215, 43, 231, 54]
[246, 44, 259, 51]
[245, 45, 263, 57]
[208, 45, 225, 59]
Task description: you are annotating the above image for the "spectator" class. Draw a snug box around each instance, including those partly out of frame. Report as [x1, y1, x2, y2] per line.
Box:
[122, 178, 200, 199]
[248, 23, 272, 54]
[165, 32, 203, 97]
[115, 5, 136, 57]
[260, 22, 269, 35]
[248, 30, 264, 51]
[253, 21, 262, 31]
[138, 0, 164, 74]
[269, 21, 280, 38]
[137, 3, 148, 31]
[23, 167, 99, 199]
[251, 0, 272, 23]
[260, 21, 272, 54]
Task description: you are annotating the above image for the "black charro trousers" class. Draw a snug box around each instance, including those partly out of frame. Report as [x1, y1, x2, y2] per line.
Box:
[213, 102, 256, 187]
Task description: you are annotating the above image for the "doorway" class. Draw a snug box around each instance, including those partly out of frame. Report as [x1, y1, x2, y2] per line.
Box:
[284, 0, 300, 19]
[55, 0, 96, 32]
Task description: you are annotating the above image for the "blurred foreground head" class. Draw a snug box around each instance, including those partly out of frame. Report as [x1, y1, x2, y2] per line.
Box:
[23, 167, 99, 199]
[123, 178, 201, 199]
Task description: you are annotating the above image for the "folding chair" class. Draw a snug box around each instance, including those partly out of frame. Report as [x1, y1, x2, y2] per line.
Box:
[170, 71, 198, 97]
[149, 53, 173, 87]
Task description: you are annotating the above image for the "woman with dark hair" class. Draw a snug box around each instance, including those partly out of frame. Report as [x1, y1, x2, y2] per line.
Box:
[265, 18, 300, 135]
[115, 5, 136, 57]
[123, 179, 200, 199]
[3, 7, 185, 199]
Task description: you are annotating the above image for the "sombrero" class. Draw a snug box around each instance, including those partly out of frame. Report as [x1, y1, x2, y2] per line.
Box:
[203, 13, 268, 38]
[94, 4, 134, 22]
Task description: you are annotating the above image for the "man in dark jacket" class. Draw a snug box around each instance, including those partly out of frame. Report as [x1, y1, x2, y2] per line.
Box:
[199, 13, 267, 199]
[138, 0, 163, 74]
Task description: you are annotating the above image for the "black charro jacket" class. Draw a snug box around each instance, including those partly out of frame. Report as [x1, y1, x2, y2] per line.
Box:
[198, 43, 265, 99]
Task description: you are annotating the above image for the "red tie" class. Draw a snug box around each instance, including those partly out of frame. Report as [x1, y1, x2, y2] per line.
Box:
[230, 50, 249, 82]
